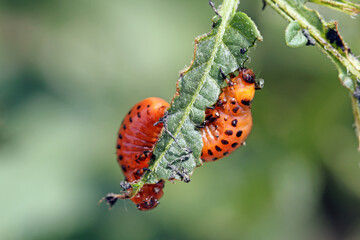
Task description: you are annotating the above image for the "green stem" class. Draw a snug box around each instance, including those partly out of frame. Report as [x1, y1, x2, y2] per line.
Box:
[265, 0, 360, 149]
[267, 0, 360, 81]
[309, 0, 360, 16]
[351, 94, 360, 150]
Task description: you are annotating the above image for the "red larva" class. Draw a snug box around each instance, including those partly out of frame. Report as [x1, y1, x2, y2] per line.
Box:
[200, 68, 255, 161]
[116, 97, 169, 211]
[106, 68, 256, 211]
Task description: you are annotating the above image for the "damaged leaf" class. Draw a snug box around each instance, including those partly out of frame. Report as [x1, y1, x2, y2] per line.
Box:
[129, 0, 262, 196]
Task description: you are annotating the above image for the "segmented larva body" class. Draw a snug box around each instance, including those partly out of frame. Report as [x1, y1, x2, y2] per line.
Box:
[116, 97, 169, 210]
[200, 68, 255, 161]
[114, 68, 256, 210]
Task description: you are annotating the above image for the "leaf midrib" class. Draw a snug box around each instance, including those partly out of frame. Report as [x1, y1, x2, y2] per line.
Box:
[127, 0, 240, 196]
[149, 1, 238, 177]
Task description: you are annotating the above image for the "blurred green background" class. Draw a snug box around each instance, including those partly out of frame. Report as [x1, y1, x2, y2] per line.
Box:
[1, 0, 360, 239]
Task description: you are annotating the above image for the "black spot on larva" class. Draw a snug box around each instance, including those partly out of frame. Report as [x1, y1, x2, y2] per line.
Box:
[231, 119, 238, 127]
[123, 124, 126, 130]
[230, 99, 236, 105]
[233, 107, 239, 113]
[225, 130, 233, 136]
[221, 139, 229, 145]
[137, 153, 146, 161]
[208, 149, 213, 156]
[118, 134, 123, 139]
[216, 99, 224, 107]
[223, 152, 229, 156]
[215, 145, 222, 152]
[121, 166, 127, 172]
[212, 157, 218, 161]
[116, 144, 121, 149]
[147, 104, 150, 108]
[201, 152, 203, 156]
[137, 112, 141, 118]
[241, 100, 251, 106]
[137, 105, 141, 110]
[231, 142, 238, 148]
[134, 169, 142, 178]
[224, 117, 228, 121]
[118, 155, 123, 160]
[137, 198, 158, 210]
[236, 130, 243, 137]
[128, 110, 131, 115]
[129, 117, 133, 123]
[240, 48, 247, 54]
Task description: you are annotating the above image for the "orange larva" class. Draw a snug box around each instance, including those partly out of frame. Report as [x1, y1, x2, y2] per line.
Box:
[116, 97, 169, 211]
[200, 68, 255, 161]
[107, 68, 256, 211]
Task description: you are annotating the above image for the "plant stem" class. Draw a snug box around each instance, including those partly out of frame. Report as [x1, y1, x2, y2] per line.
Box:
[309, 0, 360, 16]
[351, 94, 360, 150]
[265, 0, 360, 149]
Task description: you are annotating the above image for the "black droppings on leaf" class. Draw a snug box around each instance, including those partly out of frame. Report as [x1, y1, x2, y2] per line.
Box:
[326, 28, 345, 51]
[302, 29, 316, 46]
[262, 0, 267, 11]
[353, 87, 360, 100]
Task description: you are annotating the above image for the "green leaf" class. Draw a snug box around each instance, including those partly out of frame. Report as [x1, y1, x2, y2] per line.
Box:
[129, 0, 262, 195]
[285, 21, 308, 47]
[264, 0, 360, 148]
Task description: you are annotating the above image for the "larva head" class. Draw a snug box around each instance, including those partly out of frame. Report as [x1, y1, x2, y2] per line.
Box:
[231, 68, 256, 108]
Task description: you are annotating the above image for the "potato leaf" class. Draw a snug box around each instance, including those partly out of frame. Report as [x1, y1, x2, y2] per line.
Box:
[129, 0, 262, 195]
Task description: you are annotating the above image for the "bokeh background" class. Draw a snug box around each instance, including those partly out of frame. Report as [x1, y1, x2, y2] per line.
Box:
[1, 0, 360, 239]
